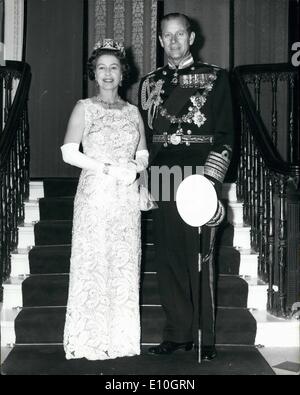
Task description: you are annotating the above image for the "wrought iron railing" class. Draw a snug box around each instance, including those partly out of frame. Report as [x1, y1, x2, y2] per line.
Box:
[0, 61, 31, 300]
[233, 63, 300, 317]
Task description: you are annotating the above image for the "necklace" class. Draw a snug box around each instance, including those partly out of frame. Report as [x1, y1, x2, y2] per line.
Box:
[96, 95, 121, 108]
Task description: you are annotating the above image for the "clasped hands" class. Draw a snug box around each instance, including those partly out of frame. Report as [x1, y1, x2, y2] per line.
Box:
[60, 143, 149, 186]
[104, 159, 137, 186]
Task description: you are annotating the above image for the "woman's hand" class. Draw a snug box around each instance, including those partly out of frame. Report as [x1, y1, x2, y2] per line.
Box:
[108, 162, 137, 185]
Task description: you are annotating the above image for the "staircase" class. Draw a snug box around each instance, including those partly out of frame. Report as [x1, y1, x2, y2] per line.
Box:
[1, 178, 287, 375]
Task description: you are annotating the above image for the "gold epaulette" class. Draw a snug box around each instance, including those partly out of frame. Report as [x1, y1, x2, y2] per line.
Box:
[202, 62, 223, 70]
[145, 66, 164, 78]
[192, 62, 223, 75]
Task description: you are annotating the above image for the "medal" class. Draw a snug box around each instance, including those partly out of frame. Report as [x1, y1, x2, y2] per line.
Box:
[171, 71, 178, 84]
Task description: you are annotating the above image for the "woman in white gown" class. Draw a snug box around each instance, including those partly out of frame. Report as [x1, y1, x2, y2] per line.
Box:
[60, 39, 149, 360]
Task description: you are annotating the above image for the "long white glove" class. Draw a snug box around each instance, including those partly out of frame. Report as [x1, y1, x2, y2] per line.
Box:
[60, 143, 136, 185]
[134, 149, 149, 172]
[61, 143, 103, 171]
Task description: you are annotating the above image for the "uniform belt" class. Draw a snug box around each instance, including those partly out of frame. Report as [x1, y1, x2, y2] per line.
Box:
[153, 133, 214, 146]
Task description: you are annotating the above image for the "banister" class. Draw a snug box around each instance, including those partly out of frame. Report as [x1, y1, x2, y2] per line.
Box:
[0, 60, 31, 301]
[0, 61, 31, 167]
[233, 63, 300, 317]
[233, 63, 299, 180]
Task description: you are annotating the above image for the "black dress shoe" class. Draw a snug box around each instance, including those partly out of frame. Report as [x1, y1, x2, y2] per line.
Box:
[201, 345, 217, 361]
[148, 341, 193, 355]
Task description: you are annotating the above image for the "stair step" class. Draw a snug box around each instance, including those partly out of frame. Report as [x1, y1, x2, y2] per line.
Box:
[20, 219, 247, 249]
[10, 249, 30, 277]
[22, 244, 156, 275]
[1, 344, 275, 375]
[5, 307, 298, 349]
[29, 181, 44, 201]
[35, 195, 242, 223]
[13, 273, 247, 308]
[29, 245, 71, 274]
[5, 273, 267, 311]
[221, 183, 237, 202]
[26, 244, 237, 275]
[39, 197, 74, 221]
[215, 246, 240, 274]
[24, 195, 155, 224]
[32, 219, 154, 246]
[245, 278, 267, 311]
[217, 223, 251, 249]
[251, 310, 300, 347]
[17, 225, 35, 249]
[227, 202, 243, 226]
[1, 308, 20, 346]
[43, 178, 78, 198]
[11, 245, 256, 277]
[41, 178, 238, 201]
[12, 306, 256, 345]
[239, 251, 258, 277]
[38, 196, 154, 221]
[34, 221, 73, 246]
[216, 223, 234, 246]
[24, 201, 40, 224]
[233, 226, 251, 250]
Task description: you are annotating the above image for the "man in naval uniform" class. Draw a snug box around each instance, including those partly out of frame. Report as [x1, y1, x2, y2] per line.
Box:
[138, 13, 234, 361]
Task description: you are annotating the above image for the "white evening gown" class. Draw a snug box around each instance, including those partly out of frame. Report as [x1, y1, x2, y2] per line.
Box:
[63, 99, 141, 360]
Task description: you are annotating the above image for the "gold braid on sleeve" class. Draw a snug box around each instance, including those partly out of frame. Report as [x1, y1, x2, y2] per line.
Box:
[204, 150, 231, 183]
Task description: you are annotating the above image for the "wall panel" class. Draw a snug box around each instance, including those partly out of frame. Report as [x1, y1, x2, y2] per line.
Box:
[26, 0, 83, 177]
[164, 0, 231, 69]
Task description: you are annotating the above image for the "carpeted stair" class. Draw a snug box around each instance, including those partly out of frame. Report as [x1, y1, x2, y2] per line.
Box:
[1, 178, 275, 375]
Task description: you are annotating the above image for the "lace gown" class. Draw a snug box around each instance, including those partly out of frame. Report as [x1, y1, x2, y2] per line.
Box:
[63, 99, 141, 360]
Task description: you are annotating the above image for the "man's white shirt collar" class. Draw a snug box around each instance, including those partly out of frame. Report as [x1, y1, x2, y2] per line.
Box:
[168, 53, 194, 70]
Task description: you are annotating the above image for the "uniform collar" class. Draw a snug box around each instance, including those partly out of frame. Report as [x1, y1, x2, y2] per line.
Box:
[168, 53, 194, 70]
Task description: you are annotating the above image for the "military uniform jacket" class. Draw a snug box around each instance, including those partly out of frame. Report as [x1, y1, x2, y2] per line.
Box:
[138, 59, 234, 190]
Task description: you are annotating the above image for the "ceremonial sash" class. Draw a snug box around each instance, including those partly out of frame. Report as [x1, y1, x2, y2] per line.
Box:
[152, 84, 199, 134]
[149, 84, 199, 164]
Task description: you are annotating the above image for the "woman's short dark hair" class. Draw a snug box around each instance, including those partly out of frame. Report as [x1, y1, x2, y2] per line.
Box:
[159, 13, 192, 36]
[87, 48, 130, 82]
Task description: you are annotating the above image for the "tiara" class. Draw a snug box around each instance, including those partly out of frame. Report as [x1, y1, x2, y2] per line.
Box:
[93, 38, 125, 56]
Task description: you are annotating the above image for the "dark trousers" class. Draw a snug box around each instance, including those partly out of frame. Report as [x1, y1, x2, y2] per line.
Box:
[153, 201, 217, 346]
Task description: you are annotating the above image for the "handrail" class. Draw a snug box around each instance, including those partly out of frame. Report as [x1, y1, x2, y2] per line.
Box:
[0, 61, 31, 165]
[233, 63, 300, 317]
[0, 60, 31, 301]
[233, 63, 299, 180]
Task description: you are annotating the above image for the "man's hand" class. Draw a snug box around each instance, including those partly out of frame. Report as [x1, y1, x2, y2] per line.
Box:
[206, 200, 225, 227]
